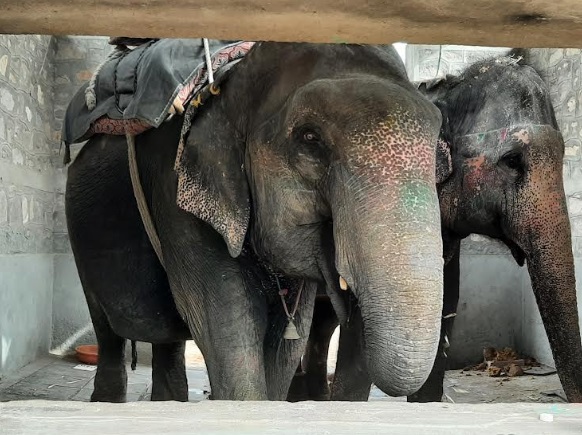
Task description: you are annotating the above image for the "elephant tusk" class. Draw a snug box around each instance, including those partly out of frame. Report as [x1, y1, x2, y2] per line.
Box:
[339, 276, 349, 291]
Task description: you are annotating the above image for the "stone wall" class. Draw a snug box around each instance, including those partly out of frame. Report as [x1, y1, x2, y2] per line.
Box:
[406, 45, 582, 367]
[0, 35, 113, 376]
[0, 35, 57, 375]
[50, 36, 109, 355]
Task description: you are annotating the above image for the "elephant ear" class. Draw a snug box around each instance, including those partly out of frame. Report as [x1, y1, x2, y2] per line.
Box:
[507, 48, 530, 65]
[418, 79, 456, 184]
[175, 102, 250, 258]
[417, 74, 460, 103]
[436, 136, 453, 184]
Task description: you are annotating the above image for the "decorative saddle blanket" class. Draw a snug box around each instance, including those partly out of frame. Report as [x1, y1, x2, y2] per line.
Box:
[61, 39, 255, 149]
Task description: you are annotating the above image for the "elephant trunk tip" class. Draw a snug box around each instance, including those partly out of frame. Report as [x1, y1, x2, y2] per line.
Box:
[365, 342, 437, 397]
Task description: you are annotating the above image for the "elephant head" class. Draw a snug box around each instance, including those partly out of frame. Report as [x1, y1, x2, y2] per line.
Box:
[179, 42, 444, 395]
[421, 50, 582, 402]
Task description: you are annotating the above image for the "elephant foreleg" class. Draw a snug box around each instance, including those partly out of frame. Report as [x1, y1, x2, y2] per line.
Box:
[161, 241, 269, 399]
[408, 243, 460, 403]
[180, 274, 269, 401]
[151, 341, 188, 401]
[330, 306, 372, 401]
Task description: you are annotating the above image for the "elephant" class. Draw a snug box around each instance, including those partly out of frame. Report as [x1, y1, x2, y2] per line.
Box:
[292, 49, 582, 404]
[64, 41, 445, 403]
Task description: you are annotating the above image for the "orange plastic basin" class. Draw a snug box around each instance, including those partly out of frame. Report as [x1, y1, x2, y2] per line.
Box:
[75, 344, 98, 365]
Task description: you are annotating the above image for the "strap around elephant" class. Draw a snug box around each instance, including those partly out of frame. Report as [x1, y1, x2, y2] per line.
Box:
[126, 133, 165, 269]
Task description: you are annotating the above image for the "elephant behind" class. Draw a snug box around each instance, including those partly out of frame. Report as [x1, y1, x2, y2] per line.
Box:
[64, 42, 444, 402]
[295, 49, 582, 404]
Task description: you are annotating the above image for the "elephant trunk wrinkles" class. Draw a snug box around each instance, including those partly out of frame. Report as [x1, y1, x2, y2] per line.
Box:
[333, 178, 444, 397]
[516, 187, 582, 402]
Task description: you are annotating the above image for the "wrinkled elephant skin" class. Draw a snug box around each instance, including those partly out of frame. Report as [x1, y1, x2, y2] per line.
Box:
[65, 42, 444, 402]
[299, 49, 582, 404]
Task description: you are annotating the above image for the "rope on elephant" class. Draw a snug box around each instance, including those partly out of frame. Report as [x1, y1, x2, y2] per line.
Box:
[275, 276, 304, 340]
[203, 38, 215, 84]
[126, 133, 166, 268]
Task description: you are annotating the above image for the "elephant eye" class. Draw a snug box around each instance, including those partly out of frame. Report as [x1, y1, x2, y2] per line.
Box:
[499, 151, 524, 173]
[304, 132, 319, 142]
[299, 128, 323, 145]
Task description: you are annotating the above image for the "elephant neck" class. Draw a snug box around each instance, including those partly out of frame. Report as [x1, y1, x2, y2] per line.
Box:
[238, 243, 306, 303]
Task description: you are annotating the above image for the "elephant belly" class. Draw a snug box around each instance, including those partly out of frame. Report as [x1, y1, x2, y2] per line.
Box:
[83, 247, 192, 343]
[66, 134, 191, 344]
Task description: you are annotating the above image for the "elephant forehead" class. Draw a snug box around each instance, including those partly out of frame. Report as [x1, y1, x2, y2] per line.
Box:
[346, 110, 436, 178]
[457, 124, 562, 151]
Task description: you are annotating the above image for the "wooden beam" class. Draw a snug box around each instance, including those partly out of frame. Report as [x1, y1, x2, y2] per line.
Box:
[1, 1, 581, 47]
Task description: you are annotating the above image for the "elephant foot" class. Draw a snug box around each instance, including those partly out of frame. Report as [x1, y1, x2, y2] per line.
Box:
[90, 391, 127, 403]
[286, 371, 331, 402]
[406, 390, 444, 403]
[287, 372, 310, 402]
[406, 373, 444, 403]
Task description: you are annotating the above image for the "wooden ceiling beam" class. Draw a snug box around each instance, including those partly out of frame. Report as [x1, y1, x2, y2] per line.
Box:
[0, 1, 581, 47]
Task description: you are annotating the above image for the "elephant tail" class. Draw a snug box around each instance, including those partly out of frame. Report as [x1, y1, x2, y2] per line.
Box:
[131, 340, 138, 371]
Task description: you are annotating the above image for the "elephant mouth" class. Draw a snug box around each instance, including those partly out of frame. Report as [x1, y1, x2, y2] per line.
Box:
[501, 236, 526, 267]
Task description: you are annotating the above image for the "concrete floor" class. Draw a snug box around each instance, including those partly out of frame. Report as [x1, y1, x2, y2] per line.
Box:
[1, 400, 581, 434]
[0, 352, 210, 403]
[0, 343, 578, 434]
[0, 342, 567, 404]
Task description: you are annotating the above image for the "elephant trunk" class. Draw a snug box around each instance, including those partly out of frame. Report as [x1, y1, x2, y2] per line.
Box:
[526, 246, 582, 402]
[511, 163, 582, 402]
[333, 175, 444, 396]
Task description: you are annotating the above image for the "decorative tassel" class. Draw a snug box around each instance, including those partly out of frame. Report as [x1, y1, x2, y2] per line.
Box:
[62, 141, 71, 165]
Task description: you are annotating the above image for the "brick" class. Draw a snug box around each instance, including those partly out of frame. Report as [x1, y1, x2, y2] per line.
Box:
[0, 54, 8, 76]
[0, 88, 15, 111]
[0, 190, 7, 224]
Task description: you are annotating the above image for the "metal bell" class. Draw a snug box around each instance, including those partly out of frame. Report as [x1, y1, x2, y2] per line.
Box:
[283, 319, 300, 340]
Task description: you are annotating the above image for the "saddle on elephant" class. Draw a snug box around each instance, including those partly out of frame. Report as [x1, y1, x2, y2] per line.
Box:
[61, 38, 255, 163]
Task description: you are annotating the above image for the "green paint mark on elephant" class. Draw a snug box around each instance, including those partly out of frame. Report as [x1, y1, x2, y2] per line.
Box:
[397, 180, 436, 219]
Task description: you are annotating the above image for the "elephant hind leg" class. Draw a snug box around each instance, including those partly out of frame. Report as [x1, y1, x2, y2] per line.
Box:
[406, 349, 446, 403]
[90, 317, 128, 403]
[330, 307, 372, 401]
[287, 296, 338, 401]
[151, 341, 188, 401]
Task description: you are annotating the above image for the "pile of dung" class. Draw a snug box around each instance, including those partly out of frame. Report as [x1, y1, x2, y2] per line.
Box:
[463, 347, 540, 377]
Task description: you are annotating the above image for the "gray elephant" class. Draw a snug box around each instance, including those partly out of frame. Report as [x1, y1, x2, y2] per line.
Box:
[293, 49, 582, 403]
[64, 41, 445, 402]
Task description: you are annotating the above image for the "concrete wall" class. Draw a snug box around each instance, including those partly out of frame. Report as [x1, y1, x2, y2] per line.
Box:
[406, 45, 582, 368]
[0, 35, 57, 376]
[0, 35, 113, 376]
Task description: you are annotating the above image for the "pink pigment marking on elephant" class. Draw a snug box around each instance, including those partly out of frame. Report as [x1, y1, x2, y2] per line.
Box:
[464, 155, 486, 191]
[346, 109, 436, 183]
[512, 128, 531, 145]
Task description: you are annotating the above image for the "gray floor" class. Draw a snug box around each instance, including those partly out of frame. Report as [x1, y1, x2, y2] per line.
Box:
[0, 351, 566, 404]
[0, 354, 210, 403]
[2, 400, 581, 435]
